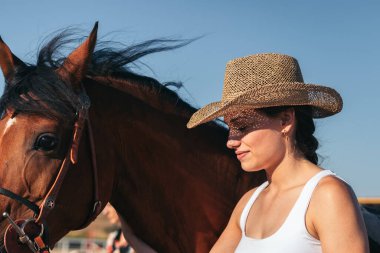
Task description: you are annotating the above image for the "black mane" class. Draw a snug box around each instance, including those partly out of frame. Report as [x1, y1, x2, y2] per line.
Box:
[0, 29, 198, 123]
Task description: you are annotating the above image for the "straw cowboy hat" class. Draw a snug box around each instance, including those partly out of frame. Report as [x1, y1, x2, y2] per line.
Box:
[187, 53, 343, 128]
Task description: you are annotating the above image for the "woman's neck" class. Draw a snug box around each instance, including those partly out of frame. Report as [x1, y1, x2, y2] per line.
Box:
[265, 154, 320, 191]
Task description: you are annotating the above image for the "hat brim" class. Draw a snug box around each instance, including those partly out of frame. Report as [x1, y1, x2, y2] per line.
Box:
[187, 82, 343, 128]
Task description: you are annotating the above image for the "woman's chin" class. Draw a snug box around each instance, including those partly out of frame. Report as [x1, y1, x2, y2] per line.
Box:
[240, 162, 262, 172]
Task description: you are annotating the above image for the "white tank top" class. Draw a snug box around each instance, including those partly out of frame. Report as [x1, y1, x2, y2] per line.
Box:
[235, 170, 336, 253]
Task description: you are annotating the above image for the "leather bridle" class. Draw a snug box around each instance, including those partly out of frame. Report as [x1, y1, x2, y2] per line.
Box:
[0, 87, 102, 252]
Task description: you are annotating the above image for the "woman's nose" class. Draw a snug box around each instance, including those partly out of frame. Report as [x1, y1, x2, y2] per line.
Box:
[226, 138, 241, 149]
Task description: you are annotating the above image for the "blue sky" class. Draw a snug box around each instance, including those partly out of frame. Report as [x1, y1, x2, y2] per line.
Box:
[1, 1, 379, 197]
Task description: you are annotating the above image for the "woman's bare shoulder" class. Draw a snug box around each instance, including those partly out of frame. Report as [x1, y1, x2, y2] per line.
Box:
[310, 174, 362, 231]
[309, 175, 369, 252]
[313, 175, 356, 203]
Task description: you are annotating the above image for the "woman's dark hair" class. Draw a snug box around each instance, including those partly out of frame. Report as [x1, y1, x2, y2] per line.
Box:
[259, 106, 319, 165]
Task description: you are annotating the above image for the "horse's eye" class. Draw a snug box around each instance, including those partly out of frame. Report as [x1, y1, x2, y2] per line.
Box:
[34, 134, 59, 152]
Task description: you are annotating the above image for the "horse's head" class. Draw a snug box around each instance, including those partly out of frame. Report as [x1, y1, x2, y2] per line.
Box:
[0, 24, 102, 252]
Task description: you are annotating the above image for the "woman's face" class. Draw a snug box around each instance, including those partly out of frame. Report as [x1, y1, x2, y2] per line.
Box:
[224, 108, 287, 172]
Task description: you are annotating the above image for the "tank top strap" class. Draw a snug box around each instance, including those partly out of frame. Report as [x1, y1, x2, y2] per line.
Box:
[288, 170, 336, 223]
[239, 181, 269, 235]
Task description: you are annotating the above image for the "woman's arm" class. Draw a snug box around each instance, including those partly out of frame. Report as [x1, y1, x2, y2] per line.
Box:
[210, 188, 257, 253]
[309, 176, 369, 253]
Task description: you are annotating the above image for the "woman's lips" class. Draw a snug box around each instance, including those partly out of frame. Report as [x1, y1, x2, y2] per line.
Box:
[236, 151, 249, 160]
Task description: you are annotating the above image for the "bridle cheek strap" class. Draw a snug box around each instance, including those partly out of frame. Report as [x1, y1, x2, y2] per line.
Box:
[70, 109, 86, 164]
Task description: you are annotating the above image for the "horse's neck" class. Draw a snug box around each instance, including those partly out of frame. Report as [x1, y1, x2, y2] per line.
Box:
[84, 77, 263, 252]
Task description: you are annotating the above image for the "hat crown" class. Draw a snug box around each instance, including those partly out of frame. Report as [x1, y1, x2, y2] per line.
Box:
[222, 53, 304, 102]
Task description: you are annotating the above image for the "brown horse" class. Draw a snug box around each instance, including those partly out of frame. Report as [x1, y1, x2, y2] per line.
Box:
[0, 23, 265, 252]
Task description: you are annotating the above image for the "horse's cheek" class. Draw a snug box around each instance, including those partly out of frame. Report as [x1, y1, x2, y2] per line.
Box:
[24, 156, 62, 198]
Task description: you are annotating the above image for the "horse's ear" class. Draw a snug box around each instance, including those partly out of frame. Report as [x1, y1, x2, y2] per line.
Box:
[56, 22, 98, 91]
[0, 36, 27, 82]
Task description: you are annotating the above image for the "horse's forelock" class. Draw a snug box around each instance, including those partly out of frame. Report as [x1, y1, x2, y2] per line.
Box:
[0, 65, 81, 123]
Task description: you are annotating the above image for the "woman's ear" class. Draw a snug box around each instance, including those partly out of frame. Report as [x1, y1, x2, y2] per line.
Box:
[279, 108, 296, 133]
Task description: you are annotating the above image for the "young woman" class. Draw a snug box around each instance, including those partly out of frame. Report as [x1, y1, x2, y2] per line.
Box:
[187, 53, 369, 253]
